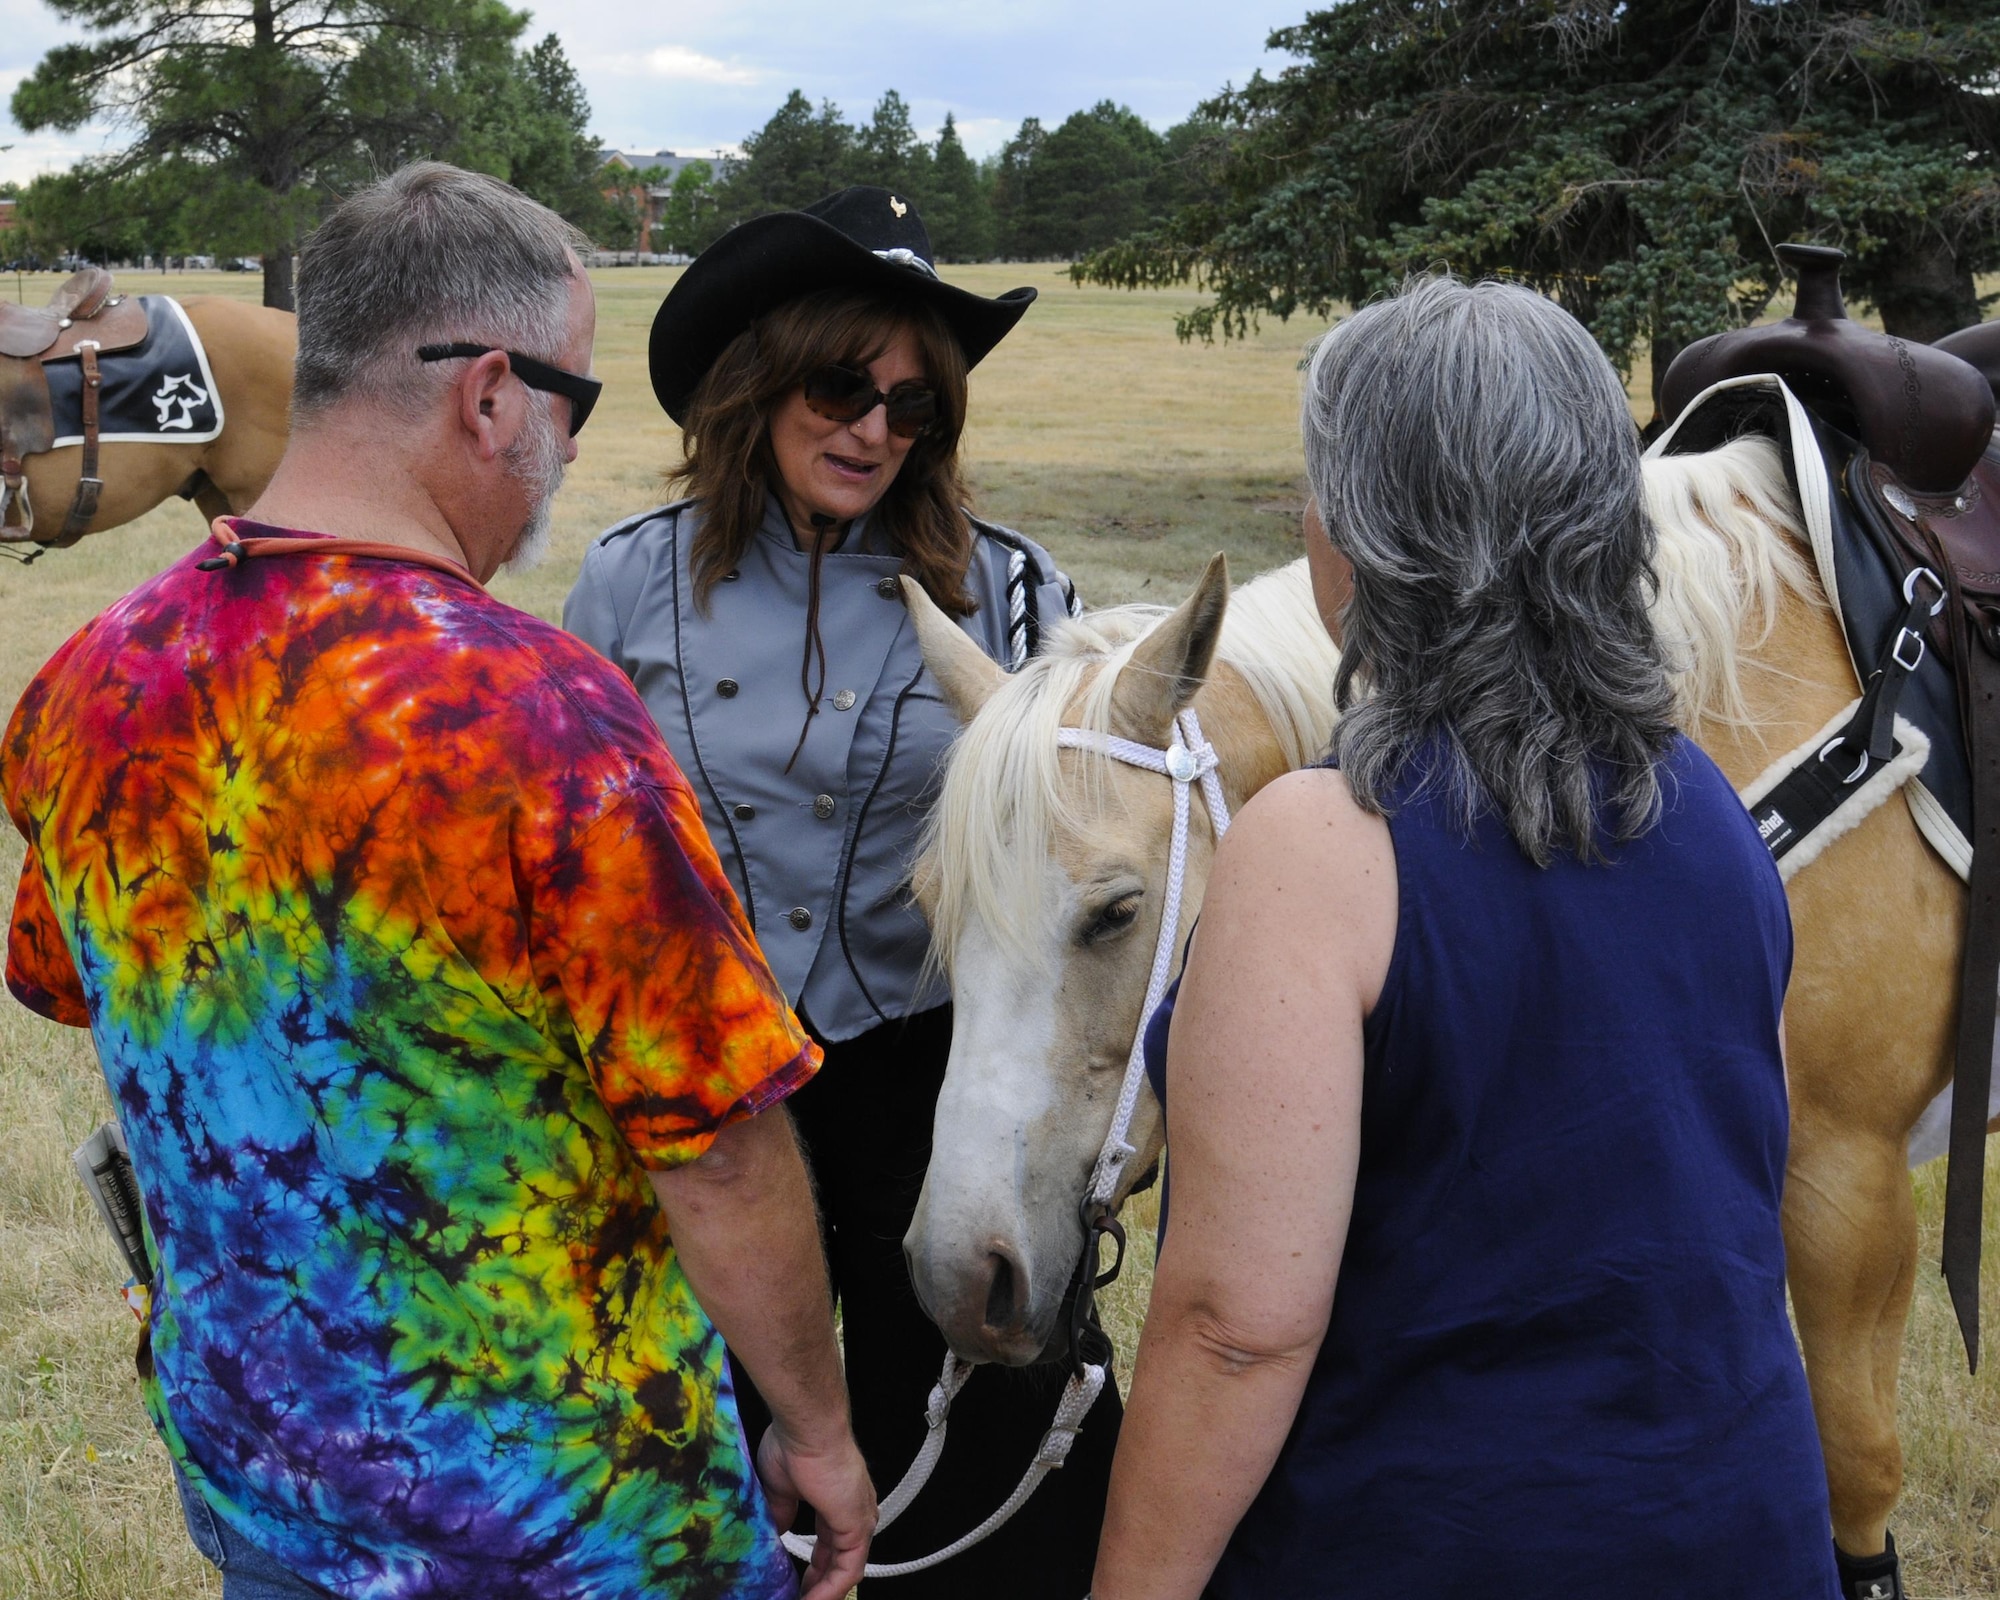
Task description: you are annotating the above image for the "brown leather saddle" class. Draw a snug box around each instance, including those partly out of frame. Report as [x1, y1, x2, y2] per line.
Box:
[1663, 244, 2000, 1373]
[0, 267, 151, 546]
[1936, 320, 2000, 412]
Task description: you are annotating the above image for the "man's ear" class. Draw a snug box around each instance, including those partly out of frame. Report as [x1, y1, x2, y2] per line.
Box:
[902, 576, 1005, 722]
[456, 349, 517, 460]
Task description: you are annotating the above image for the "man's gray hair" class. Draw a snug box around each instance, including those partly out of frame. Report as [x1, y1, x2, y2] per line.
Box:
[292, 162, 588, 421]
[1304, 274, 1677, 865]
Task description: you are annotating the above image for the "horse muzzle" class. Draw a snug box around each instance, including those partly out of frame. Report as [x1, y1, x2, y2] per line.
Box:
[905, 1225, 1065, 1367]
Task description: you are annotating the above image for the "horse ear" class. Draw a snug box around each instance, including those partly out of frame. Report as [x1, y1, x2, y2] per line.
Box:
[902, 576, 1005, 722]
[1110, 552, 1230, 742]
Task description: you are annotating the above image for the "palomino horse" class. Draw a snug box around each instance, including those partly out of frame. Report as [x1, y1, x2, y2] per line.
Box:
[902, 433, 1978, 1562]
[4, 295, 293, 551]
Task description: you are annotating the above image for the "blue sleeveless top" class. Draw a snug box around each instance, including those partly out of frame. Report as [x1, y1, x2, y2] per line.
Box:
[1143, 737, 1836, 1597]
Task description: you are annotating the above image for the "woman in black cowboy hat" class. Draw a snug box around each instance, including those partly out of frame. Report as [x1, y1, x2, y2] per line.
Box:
[564, 187, 1117, 1595]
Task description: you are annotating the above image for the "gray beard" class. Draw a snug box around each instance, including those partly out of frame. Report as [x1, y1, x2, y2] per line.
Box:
[504, 497, 555, 575]
[501, 398, 567, 575]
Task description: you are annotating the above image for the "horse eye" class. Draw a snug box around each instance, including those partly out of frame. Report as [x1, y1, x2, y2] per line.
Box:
[1081, 896, 1141, 947]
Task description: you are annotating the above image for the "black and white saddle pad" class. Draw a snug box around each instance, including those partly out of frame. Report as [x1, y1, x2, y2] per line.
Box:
[45, 296, 223, 446]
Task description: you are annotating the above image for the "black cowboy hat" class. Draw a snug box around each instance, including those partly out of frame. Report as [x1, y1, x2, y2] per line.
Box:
[648, 185, 1036, 424]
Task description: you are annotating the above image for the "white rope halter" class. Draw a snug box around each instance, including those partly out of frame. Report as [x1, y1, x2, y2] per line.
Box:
[1060, 708, 1232, 1214]
[782, 707, 1228, 1578]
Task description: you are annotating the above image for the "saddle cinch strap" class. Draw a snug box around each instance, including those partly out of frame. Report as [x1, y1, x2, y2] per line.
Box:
[1851, 444, 2000, 1371]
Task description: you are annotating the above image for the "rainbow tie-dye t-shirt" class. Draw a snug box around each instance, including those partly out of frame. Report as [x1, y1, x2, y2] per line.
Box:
[4, 526, 818, 1600]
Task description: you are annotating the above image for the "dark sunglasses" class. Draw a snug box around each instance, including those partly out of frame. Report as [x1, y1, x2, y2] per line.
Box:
[802, 364, 940, 439]
[415, 342, 602, 436]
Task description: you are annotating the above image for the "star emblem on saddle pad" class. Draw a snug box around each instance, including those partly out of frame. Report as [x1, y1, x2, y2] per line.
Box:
[889, 196, 908, 218]
[151, 372, 211, 431]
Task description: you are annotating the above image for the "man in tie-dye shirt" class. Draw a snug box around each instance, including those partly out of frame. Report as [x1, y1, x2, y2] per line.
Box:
[3, 165, 874, 1600]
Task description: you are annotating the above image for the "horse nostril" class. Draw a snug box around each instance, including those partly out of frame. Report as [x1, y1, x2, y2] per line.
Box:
[982, 1250, 1019, 1333]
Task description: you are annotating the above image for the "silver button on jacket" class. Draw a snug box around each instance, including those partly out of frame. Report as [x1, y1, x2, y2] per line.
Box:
[564, 495, 1082, 1042]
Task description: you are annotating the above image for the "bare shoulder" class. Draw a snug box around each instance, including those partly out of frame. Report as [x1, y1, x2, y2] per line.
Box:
[1202, 765, 1398, 1004]
[1216, 767, 1394, 894]
[1239, 764, 1370, 822]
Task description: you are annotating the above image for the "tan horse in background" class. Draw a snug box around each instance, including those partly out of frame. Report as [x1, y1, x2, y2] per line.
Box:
[8, 297, 293, 548]
[902, 433, 1979, 1563]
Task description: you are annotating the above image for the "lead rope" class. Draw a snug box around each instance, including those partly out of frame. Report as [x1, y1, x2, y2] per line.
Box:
[782, 708, 1226, 1579]
[781, 1354, 1109, 1578]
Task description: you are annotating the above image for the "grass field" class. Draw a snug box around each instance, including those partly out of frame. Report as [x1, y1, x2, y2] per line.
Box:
[1, 264, 1996, 1596]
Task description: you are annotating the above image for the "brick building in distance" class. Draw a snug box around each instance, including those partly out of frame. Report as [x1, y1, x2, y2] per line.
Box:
[596, 148, 720, 257]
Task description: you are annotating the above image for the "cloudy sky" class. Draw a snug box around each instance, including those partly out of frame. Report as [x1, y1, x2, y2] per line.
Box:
[0, 0, 1303, 184]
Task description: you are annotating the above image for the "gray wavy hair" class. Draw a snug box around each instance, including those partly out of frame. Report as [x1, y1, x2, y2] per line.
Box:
[1304, 275, 1676, 865]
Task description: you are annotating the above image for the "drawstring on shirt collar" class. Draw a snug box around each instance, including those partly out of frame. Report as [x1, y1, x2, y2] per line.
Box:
[783, 512, 844, 774]
[193, 517, 476, 584]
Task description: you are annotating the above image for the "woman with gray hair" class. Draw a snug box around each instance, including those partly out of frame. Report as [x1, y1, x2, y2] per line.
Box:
[1089, 276, 1838, 1598]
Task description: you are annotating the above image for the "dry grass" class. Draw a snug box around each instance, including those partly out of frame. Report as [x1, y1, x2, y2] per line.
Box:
[1, 265, 1995, 1596]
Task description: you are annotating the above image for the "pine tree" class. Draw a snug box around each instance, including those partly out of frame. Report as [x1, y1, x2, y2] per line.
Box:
[12, 0, 534, 309]
[1077, 0, 2000, 398]
[990, 118, 1046, 259]
[853, 90, 930, 200]
[924, 113, 994, 262]
[996, 105, 1167, 259]
[703, 90, 858, 243]
[480, 35, 620, 243]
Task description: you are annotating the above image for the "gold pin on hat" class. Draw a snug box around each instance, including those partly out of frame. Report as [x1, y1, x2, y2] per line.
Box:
[889, 196, 908, 218]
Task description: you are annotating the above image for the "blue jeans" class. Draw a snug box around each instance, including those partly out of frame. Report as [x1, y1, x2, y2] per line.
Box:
[172, 1464, 334, 1600]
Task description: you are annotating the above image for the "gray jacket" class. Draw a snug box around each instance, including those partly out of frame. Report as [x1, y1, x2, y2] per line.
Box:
[564, 495, 1080, 1041]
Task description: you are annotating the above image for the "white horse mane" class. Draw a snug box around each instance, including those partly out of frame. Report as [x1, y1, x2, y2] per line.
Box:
[919, 559, 1339, 970]
[1641, 434, 1821, 729]
[923, 441, 1813, 972]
